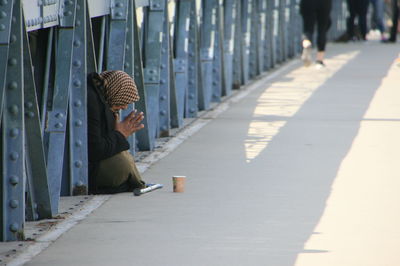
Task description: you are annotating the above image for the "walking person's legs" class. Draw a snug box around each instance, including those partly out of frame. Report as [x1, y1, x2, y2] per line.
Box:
[300, 0, 316, 66]
[316, 0, 332, 65]
[357, 0, 370, 39]
[389, 0, 399, 41]
[347, 0, 358, 39]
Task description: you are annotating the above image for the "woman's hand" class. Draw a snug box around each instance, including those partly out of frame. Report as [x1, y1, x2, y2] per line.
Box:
[114, 110, 145, 138]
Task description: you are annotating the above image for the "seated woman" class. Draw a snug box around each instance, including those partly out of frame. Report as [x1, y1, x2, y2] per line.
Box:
[87, 70, 146, 194]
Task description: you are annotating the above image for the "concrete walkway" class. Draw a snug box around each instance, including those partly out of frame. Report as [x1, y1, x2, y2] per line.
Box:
[26, 43, 400, 266]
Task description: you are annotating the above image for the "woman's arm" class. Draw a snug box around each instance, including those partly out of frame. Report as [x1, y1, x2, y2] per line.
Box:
[87, 87, 130, 162]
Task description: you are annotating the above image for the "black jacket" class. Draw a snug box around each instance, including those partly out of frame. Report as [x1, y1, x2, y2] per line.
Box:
[87, 73, 130, 193]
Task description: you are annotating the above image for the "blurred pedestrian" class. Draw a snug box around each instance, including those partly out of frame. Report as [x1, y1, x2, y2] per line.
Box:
[300, 0, 332, 68]
[385, 0, 399, 42]
[346, 0, 370, 40]
[370, 0, 386, 39]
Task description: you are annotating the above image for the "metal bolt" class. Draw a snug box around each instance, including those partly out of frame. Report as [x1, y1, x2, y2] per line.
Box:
[8, 81, 18, 90]
[74, 100, 82, 107]
[55, 113, 64, 118]
[8, 58, 17, 66]
[0, 11, 6, 19]
[25, 101, 33, 108]
[124, 62, 130, 68]
[73, 60, 81, 67]
[0, 1, 8, 6]
[73, 39, 81, 47]
[9, 175, 19, 185]
[55, 122, 63, 128]
[160, 95, 167, 101]
[190, 108, 196, 113]
[160, 79, 165, 85]
[116, 12, 123, 17]
[64, 10, 72, 16]
[75, 140, 82, 147]
[9, 105, 18, 115]
[116, 2, 123, 7]
[75, 120, 82, 127]
[160, 110, 166, 116]
[9, 128, 19, 138]
[161, 126, 167, 131]
[9, 152, 19, 161]
[73, 80, 81, 87]
[9, 223, 19, 232]
[0, 24, 5, 31]
[74, 160, 82, 168]
[189, 93, 195, 99]
[9, 200, 18, 209]
[26, 111, 34, 118]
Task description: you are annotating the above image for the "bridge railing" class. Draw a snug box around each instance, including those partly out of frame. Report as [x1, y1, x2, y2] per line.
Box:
[0, 0, 346, 241]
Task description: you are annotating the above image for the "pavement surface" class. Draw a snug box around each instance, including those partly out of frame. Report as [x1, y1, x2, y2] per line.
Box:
[20, 42, 400, 266]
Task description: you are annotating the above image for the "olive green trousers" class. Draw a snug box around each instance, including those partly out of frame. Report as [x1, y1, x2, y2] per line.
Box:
[97, 150, 145, 191]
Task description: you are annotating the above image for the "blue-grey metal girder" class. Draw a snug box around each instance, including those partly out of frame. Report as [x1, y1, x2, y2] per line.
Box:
[45, 0, 77, 215]
[23, 17, 52, 221]
[158, 3, 171, 136]
[173, 0, 191, 127]
[1, 0, 25, 241]
[68, 0, 88, 195]
[185, 2, 200, 118]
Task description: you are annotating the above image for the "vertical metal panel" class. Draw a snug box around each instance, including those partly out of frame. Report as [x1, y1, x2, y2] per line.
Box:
[23, 20, 52, 221]
[199, 0, 216, 110]
[140, 0, 166, 148]
[1, 0, 25, 241]
[223, 0, 236, 95]
[123, 0, 137, 153]
[271, 0, 279, 66]
[211, 0, 224, 101]
[0, 0, 13, 123]
[255, 0, 267, 74]
[186, 1, 200, 118]
[262, 0, 273, 71]
[68, 0, 88, 195]
[249, 0, 259, 78]
[173, 0, 191, 127]
[240, 0, 251, 83]
[134, 2, 152, 151]
[45, 0, 76, 215]
[232, 0, 242, 89]
[158, 2, 171, 135]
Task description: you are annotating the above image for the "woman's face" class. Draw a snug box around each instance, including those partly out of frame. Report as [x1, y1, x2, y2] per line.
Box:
[111, 104, 129, 112]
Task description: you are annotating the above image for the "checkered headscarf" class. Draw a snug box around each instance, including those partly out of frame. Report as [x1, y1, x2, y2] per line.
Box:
[99, 70, 139, 106]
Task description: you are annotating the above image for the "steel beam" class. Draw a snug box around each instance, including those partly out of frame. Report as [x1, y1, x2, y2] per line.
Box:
[68, 0, 88, 195]
[223, 0, 236, 95]
[134, 1, 152, 151]
[199, 0, 216, 110]
[0, 0, 13, 124]
[23, 17, 52, 221]
[158, 2, 171, 136]
[1, 0, 25, 241]
[45, 0, 76, 215]
[211, 0, 224, 102]
[186, 1, 200, 118]
[172, 0, 191, 127]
